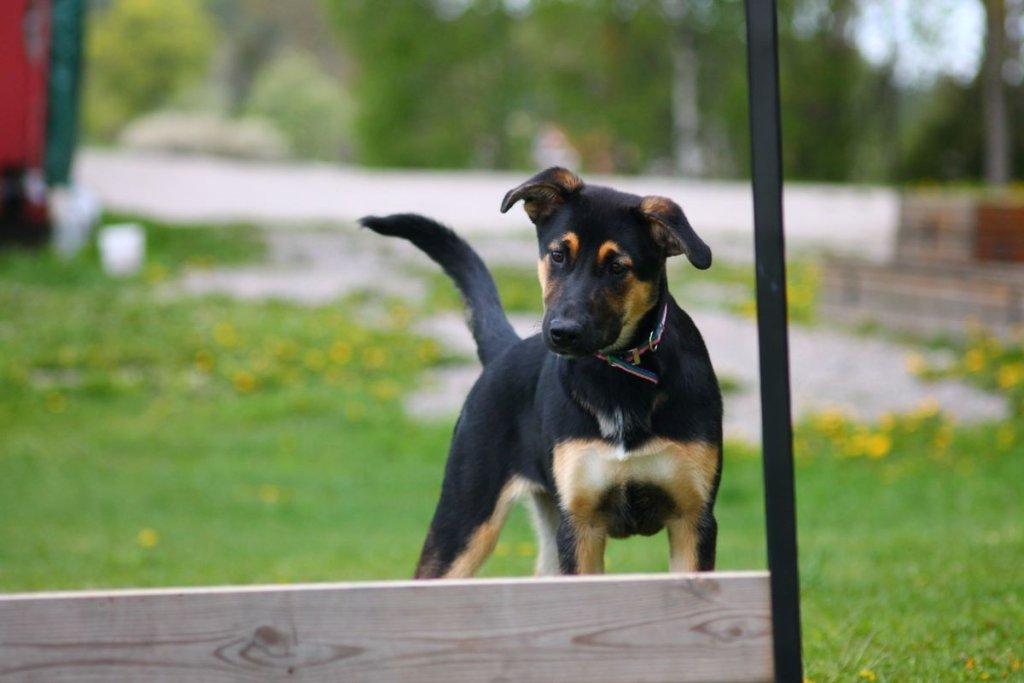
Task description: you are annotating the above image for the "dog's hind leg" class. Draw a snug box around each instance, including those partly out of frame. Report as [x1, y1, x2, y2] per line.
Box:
[414, 474, 531, 579]
[525, 490, 561, 576]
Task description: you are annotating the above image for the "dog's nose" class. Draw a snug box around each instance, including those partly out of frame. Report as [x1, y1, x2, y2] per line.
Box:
[548, 319, 583, 348]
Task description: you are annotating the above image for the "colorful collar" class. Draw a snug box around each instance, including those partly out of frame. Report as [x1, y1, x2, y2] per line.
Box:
[594, 303, 669, 384]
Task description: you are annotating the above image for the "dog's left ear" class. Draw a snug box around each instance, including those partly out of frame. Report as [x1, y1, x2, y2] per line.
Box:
[638, 196, 711, 269]
[500, 167, 584, 224]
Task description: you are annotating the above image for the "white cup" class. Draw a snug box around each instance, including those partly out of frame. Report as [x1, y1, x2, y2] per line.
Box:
[98, 223, 145, 277]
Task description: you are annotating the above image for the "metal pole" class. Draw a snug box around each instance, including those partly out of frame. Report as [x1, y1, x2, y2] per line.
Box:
[743, 1, 804, 681]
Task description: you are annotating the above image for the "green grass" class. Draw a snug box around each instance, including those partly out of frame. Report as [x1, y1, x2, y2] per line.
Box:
[1, 220, 1022, 680]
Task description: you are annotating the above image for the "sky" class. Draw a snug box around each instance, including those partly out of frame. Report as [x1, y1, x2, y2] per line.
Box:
[853, 0, 985, 86]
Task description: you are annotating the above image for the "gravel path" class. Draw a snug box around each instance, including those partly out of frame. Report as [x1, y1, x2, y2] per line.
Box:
[164, 228, 1007, 443]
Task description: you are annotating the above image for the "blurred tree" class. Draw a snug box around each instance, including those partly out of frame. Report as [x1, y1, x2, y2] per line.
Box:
[324, 0, 899, 179]
[524, 0, 676, 173]
[325, 0, 1015, 184]
[776, 0, 886, 181]
[327, 0, 526, 169]
[84, 0, 216, 140]
[898, 0, 1023, 183]
[245, 52, 354, 161]
[206, 0, 347, 115]
[982, 0, 1012, 184]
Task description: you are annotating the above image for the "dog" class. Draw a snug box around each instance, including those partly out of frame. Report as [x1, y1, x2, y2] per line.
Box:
[362, 167, 722, 578]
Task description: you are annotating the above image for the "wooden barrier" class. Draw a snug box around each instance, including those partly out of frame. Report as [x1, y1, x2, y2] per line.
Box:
[0, 572, 772, 682]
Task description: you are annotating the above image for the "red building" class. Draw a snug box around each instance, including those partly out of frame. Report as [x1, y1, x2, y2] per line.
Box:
[2, 0, 83, 246]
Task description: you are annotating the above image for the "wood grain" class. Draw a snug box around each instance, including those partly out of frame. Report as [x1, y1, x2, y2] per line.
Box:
[0, 572, 773, 683]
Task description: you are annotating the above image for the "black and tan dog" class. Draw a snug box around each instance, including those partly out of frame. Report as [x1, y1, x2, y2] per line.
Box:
[362, 167, 722, 578]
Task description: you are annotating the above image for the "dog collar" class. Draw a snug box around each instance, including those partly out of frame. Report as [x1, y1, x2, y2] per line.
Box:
[594, 303, 668, 384]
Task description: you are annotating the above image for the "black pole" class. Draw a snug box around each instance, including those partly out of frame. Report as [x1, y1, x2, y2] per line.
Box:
[744, 2, 804, 681]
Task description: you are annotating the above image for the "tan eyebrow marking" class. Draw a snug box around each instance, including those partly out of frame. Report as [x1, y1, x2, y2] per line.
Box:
[598, 240, 632, 268]
[549, 231, 580, 260]
[564, 231, 579, 259]
[598, 240, 620, 264]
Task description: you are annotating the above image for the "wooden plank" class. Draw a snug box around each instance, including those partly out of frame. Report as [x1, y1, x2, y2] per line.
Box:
[0, 572, 773, 683]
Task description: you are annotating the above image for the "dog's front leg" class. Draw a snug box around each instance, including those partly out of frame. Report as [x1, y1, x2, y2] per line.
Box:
[556, 515, 607, 575]
[666, 506, 717, 572]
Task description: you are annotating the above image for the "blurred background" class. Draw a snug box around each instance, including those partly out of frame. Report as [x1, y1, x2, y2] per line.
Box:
[64, 0, 1024, 180]
[2, 2, 1023, 680]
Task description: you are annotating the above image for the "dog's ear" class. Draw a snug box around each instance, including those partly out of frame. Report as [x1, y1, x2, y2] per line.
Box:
[638, 195, 711, 269]
[500, 167, 584, 224]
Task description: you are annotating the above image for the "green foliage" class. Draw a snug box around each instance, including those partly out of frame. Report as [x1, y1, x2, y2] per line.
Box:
[244, 52, 354, 161]
[520, 0, 676, 172]
[898, 74, 1024, 183]
[84, 0, 217, 141]
[324, 0, 904, 180]
[326, 0, 529, 169]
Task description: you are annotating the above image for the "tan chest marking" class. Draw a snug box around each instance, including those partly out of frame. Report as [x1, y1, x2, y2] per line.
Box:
[552, 438, 719, 524]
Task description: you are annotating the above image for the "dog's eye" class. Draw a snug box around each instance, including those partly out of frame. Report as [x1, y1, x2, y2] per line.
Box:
[609, 261, 628, 275]
[551, 250, 565, 264]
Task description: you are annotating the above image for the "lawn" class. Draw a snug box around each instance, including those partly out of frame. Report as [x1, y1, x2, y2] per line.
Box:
[0, 218, 1021, 681]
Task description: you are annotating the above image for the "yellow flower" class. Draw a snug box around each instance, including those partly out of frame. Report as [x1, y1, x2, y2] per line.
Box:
[137, 528, 159, 549]
[814, 408, 846, 437]
[865, 433, 892, 459]
[997, 363, 1024, 389]
[270, 338, 299, 360]
[904, 352, 926, 375]
[915, 398, 941, 418]
[258, 484, 282, 504]
[964, 348, 986, 373]
[997, 425, 1015, 450]
[232, 370, 257, 394]
[515, 542, 535, 557]
[843, 431, 872, 458]
[362, 347, 388, 369]
[250, 353, 271, 373]
[144, 263, 168, 284]
[417, 340, 440, 363]
[214, 322, 239, 348]
[329, 341, 352, 365]
[45, 391, 66, 414]
[858, 669, 877, 681]
[194, 349, 215, 372]
[369, 381, 400, 401]
[389, 303, 412, 327]
[934, 425, 953, 450]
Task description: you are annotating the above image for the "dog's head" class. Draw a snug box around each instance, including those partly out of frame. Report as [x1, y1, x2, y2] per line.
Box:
[501, 167, 710, 356]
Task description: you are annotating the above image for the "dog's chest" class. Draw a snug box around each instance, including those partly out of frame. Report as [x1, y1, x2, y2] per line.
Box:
[551, 437, 718, 523]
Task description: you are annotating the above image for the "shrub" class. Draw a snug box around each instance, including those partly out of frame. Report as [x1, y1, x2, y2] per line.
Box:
[244, 52, 353, 162]
[84, 0, 216, 141]
[118, 112, 289, 161]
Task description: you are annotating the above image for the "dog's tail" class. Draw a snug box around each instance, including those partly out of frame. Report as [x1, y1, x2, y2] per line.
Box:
[360, 214, 520, 365]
